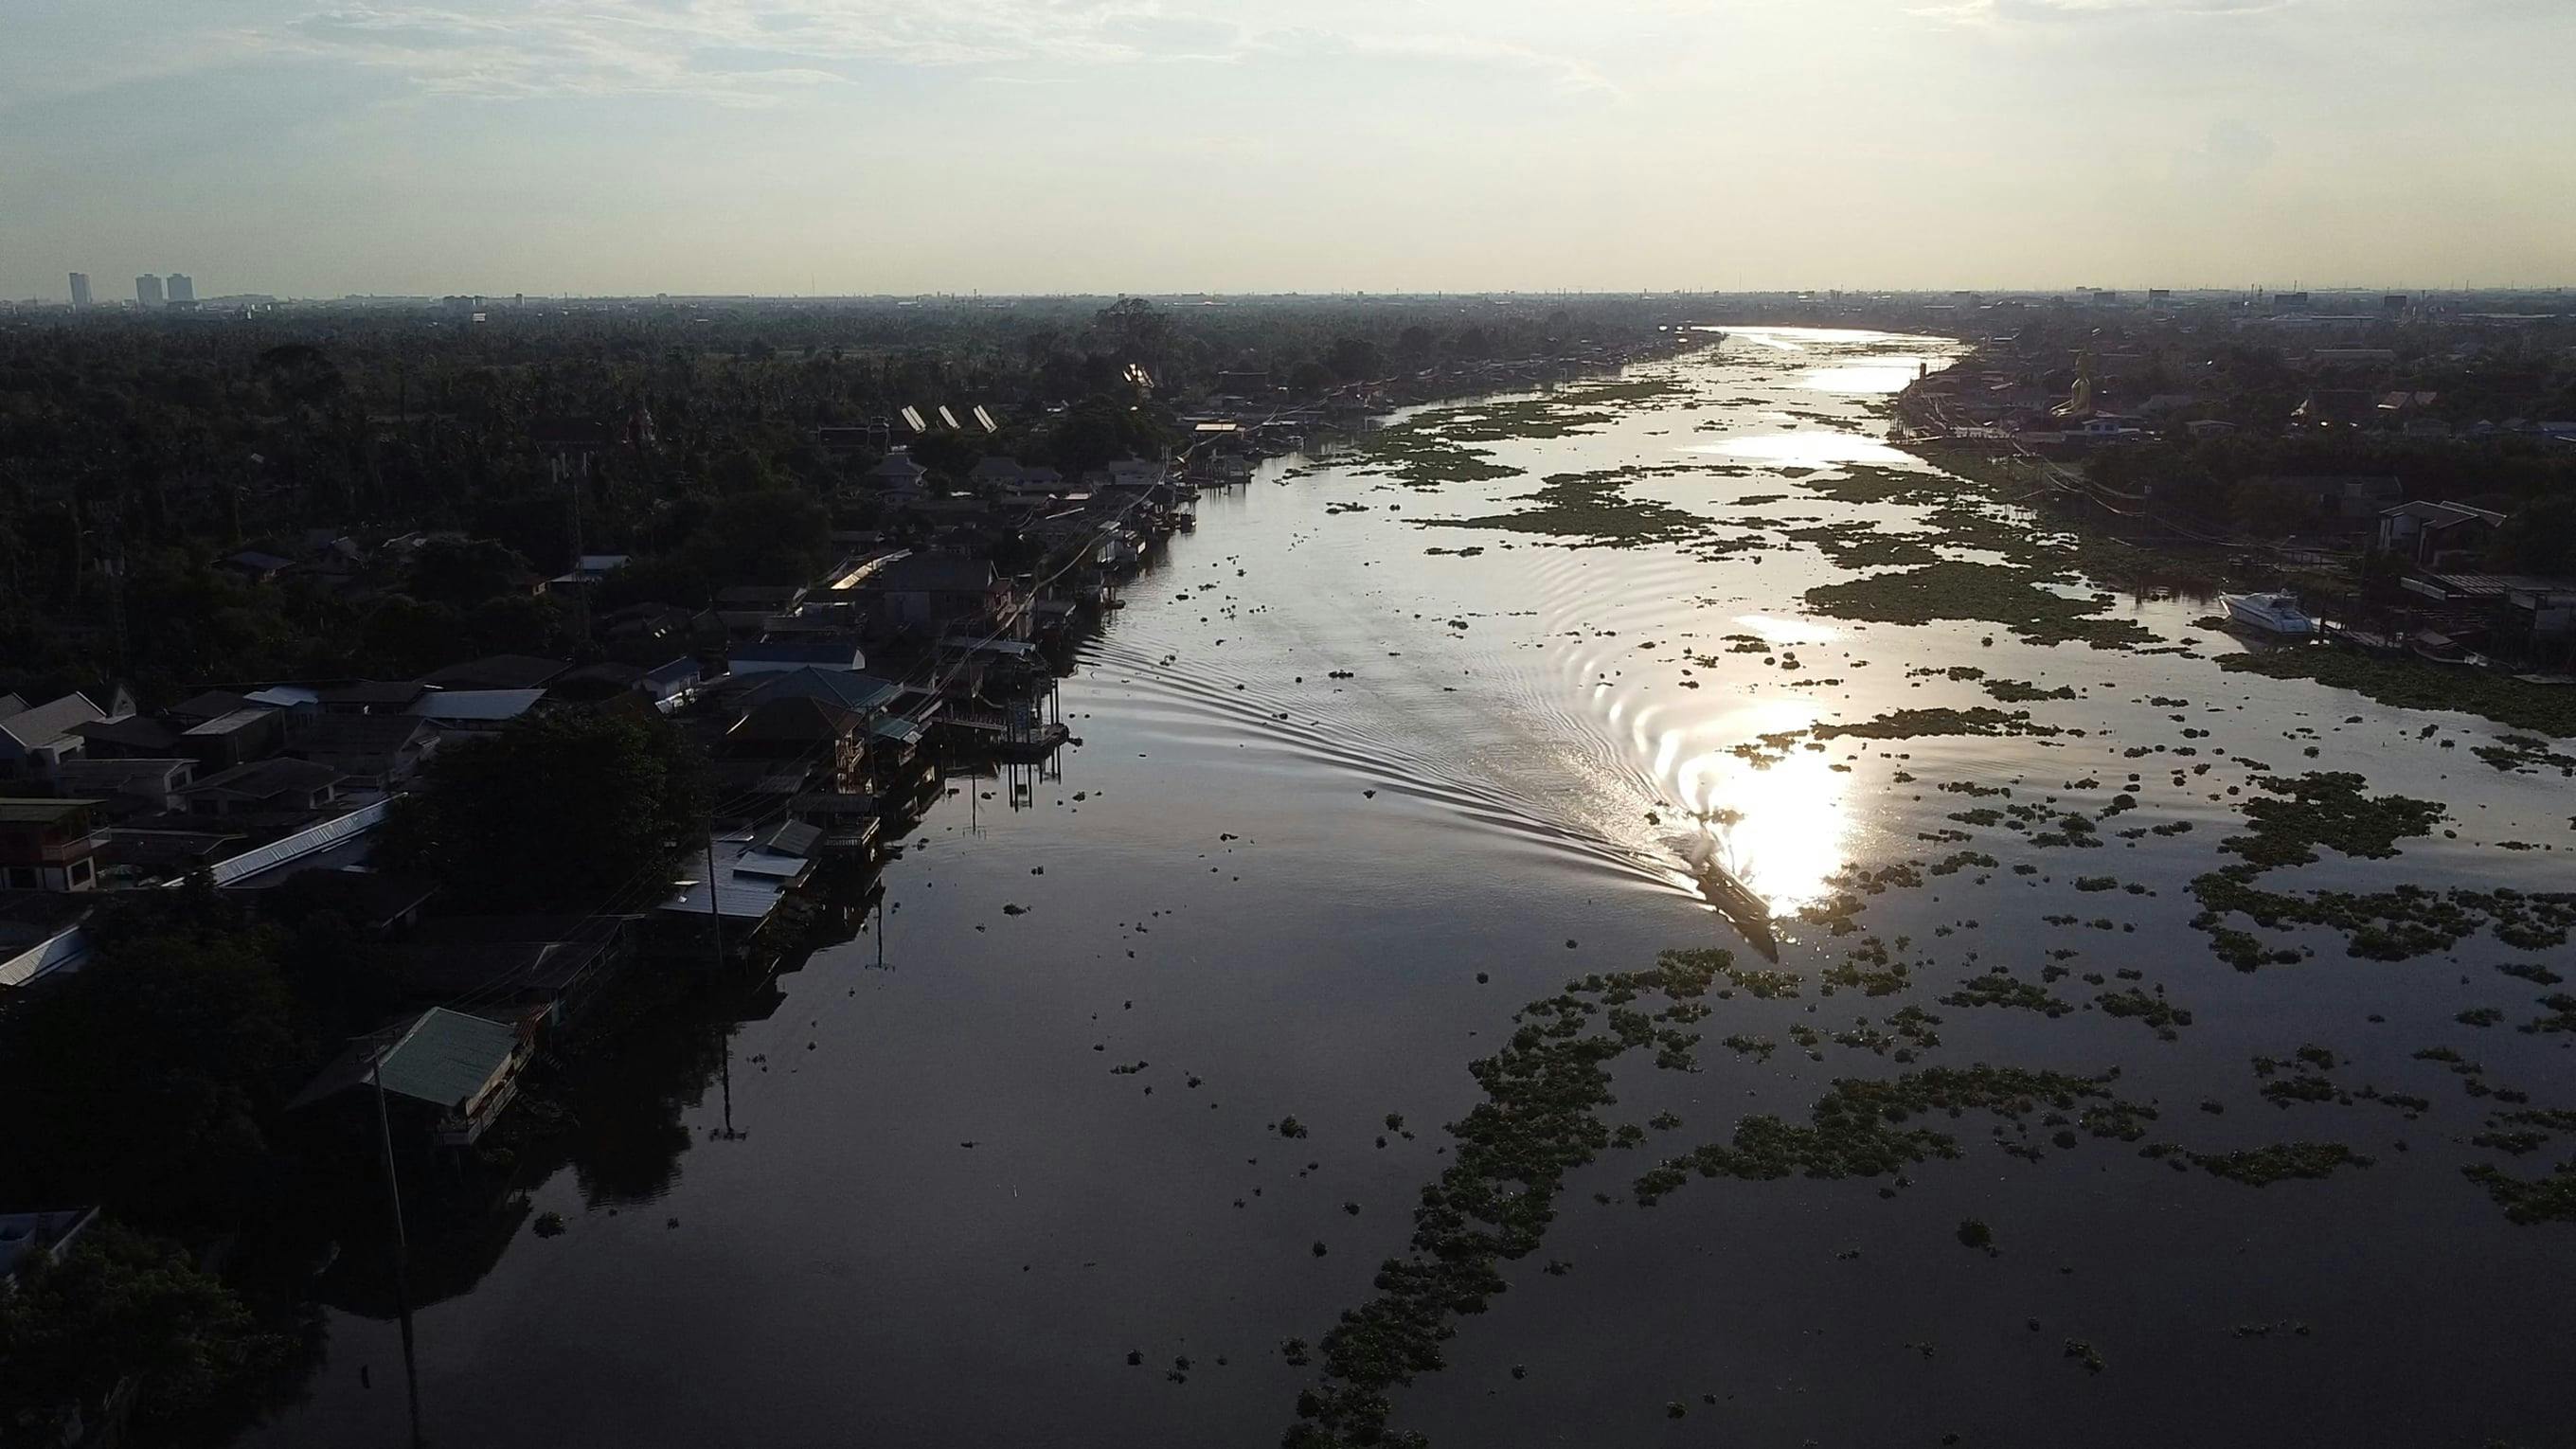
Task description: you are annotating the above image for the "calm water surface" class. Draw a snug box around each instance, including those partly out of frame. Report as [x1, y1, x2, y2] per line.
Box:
[246, 330, 2576, 1448]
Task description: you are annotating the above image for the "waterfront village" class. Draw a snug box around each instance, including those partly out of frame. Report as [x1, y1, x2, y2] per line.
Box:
[0, 306, 1716, 1440]
[3, 287, 2574, 1440]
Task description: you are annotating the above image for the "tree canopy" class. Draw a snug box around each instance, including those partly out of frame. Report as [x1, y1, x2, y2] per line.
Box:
[380, 707, 707, 911]
[0, 1220, 294, 1448]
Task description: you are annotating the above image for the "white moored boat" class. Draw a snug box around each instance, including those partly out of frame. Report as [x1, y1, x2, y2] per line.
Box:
[2224, 592, 2316, 635]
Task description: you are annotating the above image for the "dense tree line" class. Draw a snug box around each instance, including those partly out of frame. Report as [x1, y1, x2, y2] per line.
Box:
[0, 295, 1691, 702]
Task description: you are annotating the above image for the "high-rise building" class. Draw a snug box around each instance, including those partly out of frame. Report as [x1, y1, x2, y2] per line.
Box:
[68, 273, 92, 308]
[135, 274, 164, 308]
[167, 273, 195, 304]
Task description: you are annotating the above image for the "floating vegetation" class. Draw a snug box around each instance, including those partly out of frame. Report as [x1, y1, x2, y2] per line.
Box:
[2460, 1159, 2576, 1225]
[2179, 773, 2520, 969]
[2096, 988, 2194, 1041]
[1720, 1033, 1778, 1062]
[1279, 951, 2171, 1446]
[1940, 970, 2071, 1017]
[2522, 993, 2576, 1034]
[1982, 677, 2078, 703]
[2474, 735, 2576, 776]
[1631, 1065, 2156, 1208]
[2062, 1338, 2106, 1373]
[1423, 468, 1731, 549]
[1278, 949, 1732, 1448]
[1793, 463, 1951, 508]
[1338, 421, 1525, 489]
[2222, 773, 2447, 871]
[2190, 1142, 2374, 1186]
[1803, 561, 2160, 651]
[1814, 707, 2065, 742]
[1784, 522, 1944, 569]
[2217, 650, 2576, 738]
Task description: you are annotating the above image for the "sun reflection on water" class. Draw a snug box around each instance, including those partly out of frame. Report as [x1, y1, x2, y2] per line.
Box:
[1643, 695, 1854, 916]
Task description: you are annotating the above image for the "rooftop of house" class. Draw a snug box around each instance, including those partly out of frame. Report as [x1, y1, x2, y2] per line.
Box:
[50, 758, 195, 796]
[318, 680, 431, 710]
[0, 694, 105, 752]
[0, 1208, 98, 1281]
[180, 757, 342, 802]
[169, 689, 257, 723]
[728, 696, 864, 744]
[71, 715, 183, 753]
[732, 640, 863, 666]
[868, 554, 997, 594]
[409, 689, 548, 723]
[422, 654, 570, 691]
[2384, 499, 2508, 528]
[290, 1008, 526, 1113]
[285, 711, 435, 758]
[744, 667, 903, 715]
[715, 584, 807, 608]
[0, 797, 103, 827]
[182, 707, 280, 738]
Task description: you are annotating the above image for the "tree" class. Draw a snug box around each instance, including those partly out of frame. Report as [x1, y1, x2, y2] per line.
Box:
[1044, 395, 1168, 475]
[1091, 297, 1170, 374]
[381, 707, 707, 911]
[690, 487, 830, 587]
[357, 594, 463, 678]
[0, 1220, 293, 1447]
[0, 918, 306, 1223]
[1325, 336, 1385, 384]
[407, 538, 531, 610]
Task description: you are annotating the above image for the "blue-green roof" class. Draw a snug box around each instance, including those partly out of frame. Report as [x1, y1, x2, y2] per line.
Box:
[376, 1009, 520, 1110]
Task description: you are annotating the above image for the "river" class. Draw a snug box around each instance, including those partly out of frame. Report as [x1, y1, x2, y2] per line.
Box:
[244, 328, 2575, 1448]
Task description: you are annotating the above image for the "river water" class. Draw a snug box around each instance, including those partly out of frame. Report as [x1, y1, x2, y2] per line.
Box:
[247, 330, 2574, 1447]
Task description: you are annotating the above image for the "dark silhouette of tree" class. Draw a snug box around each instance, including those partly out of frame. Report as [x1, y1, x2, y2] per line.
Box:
[380, 708, 707, 912]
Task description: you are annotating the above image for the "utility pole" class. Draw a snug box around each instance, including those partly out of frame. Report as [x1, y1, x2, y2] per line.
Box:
[368, 1045, 425, 1449]
[704, 827, 725, 967]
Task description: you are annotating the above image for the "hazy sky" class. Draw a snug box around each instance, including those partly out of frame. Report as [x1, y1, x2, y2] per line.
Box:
[7, 0, 2571, 298]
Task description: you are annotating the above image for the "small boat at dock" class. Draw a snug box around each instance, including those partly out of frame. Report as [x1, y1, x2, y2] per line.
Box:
[2222, 592, 2316, 636]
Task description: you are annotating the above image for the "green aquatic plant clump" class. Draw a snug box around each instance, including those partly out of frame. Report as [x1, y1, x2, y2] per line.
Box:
[2461, 1159, 2576, 1224]
[2190, 1142, 2374, 1186]
[1812, 707, 2064, 742]
[1802, 561, 2160, 651]
[1279, 947, 1732, 1449]
[2217, 649, 2576, 739]
[2185, 773, 2485, 968]
[1630, 1065, 2157, 1207]
[1423, 469, 1720, 549]
[1280, 956, 2154, 1447]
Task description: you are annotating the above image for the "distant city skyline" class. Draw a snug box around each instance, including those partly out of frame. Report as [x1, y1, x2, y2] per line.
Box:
[7, 0, 2572, 300]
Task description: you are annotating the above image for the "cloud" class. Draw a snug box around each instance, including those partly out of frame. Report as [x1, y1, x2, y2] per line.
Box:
[2174, 116, 2278, 183]
[250, 1, 1627, 106]
[259, 0, 1197, 103]
[1914, 0, 2298, 26]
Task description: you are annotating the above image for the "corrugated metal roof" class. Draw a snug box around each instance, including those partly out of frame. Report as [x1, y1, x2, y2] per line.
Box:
[0, 797, 102, 824]
[761, 821, 823, 858]
[410, 689, 547, 722]
[0, 694, 105, 750]
[377, 1009, 521, 1110]
[0, 926, 91, 989]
